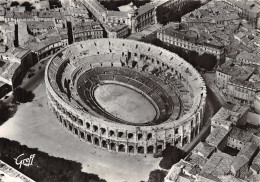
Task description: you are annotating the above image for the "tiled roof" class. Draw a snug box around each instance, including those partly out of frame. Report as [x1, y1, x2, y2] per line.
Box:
[252, 152, 260, 172]
[193, 142, 215, 158]
[238, 142, 258, 159]
[25, 36, 61, 52]
[217, 62, 255, 80]
[107, 10, 128, 17]
[27, 21, 55, 30]
[229, 78, 260, 90]
[229, 127, 252, 143]
[187, 153, 208, 168]
[201, 152, 234, 176]
[231, 155, 249, 173]
[206, 127, 229, 147]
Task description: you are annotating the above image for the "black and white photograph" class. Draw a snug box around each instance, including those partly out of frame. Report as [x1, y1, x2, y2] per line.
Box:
[0, 0, 260, 181]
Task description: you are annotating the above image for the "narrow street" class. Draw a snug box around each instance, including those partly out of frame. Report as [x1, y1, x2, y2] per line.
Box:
[182, 85, 224, 153]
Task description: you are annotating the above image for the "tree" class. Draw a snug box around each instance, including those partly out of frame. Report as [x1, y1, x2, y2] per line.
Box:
[156, 1, 202, 25]
[0, 100, 17, 125]
[10, 1, 19, 7]
[159, 145, 185, 169]
[150, 38, 163, 47]
[49, 0, 62, 9]
[0, 138, 107, 182]
[147, 170, 167, 182]
[13, 87, 35, 103]
[21, 1, 35, 12]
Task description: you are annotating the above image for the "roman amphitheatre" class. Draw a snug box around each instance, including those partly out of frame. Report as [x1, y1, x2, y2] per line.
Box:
[45, 38, 206, 155]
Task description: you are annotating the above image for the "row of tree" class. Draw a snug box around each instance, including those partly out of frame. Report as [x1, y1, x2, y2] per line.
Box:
[10, 0, 62, 11]
[156, 0, 202, 25]
[99, 0, 151, 11]
[11, 1, 35, 12]
[0, 138, 106, 182]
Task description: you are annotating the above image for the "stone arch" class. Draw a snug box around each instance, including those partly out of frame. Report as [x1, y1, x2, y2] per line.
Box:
[157, 145, 163, 153]
[69, 124, 73, 131]
[147, 133, 152, 140]
[175, 128, 179, 134]
[94, 137, 99, 146]
[100, 128, 106, 135]
[93, 125, 98, 132]
[118, 144, 126, 152]
[74, 128, 78, 135]
[80, 131, 85, 139]
[110, 142, 116, 151]
[59, 115, 63, 123]
[128, 145, 134, 153]
[147, 145, 154, 154]
[138, 133, 143, 140]
[128, 133, 134, 139]
[110, 130, 115, 137]
[87, 134, 92, 143]
[102, 140, 107, 148]
[64, 121, 67, 128]
[138, 146, 144, 154]
[118, 131, 125, 138]
[79, 119, 83, 126]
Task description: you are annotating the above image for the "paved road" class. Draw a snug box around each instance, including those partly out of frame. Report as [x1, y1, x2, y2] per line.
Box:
[1, 57, 50, 103]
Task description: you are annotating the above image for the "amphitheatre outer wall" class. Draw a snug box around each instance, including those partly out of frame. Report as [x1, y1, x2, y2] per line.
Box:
[45, 38, 207, 155]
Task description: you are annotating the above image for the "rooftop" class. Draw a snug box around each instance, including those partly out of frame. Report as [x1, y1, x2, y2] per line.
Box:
[229, 127, 252, 143]
[225, 0, 260, 15]
[192, 142, 215, 158]
[103, 22, 128, 32]
[186, 153, 208, 168]
[217, 62, 255, 81]
[206, 127, 229, 147]
[160, 23, 224, 49]
[24, 36, 61, 52]
[27, 21, 55, 30]
[236, 51, 260, 64]
[252, 152, 260, 172]
[211, 107, 237, 127]
[201, 152, 234, 176]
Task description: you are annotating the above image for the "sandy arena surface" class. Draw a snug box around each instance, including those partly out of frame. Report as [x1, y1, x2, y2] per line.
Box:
[94, 84, 156, 124]
[0, 83, 160, 182]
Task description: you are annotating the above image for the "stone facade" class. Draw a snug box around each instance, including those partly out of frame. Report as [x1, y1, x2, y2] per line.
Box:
[45, 39, 207, 155]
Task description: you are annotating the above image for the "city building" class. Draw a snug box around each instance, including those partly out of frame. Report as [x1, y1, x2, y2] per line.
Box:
[227, 127, 252, 150]
[200, 152, 234, 177]
[45, 38, 207, 155]
[231, 142, 258, 178]
[191, 141, 215, 159]
[157, 23, 225, 59]
[222, 0, 260, 29]
[251, 152, 260, 174]
[72, 20, 103, 42]
[27, 20, 55, 35]
[103, 23, 128, 38]
[210, 104, 249, 132]
[206, 126, 229, 150]
[0, 47, 36, 89]
[78, 0, 157, 34]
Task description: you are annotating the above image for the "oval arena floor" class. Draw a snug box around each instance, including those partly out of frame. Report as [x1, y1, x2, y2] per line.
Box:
[94, 83, 157, 124]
